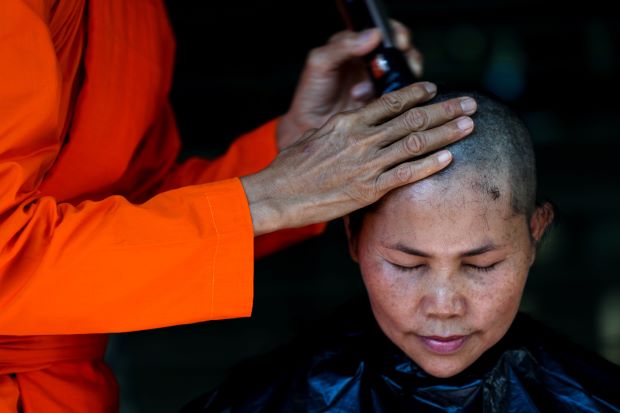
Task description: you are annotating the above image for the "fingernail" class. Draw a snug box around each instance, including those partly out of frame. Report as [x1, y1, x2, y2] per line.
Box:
[460, 98, 477, 114]
[351, 81, 374, 99]
[437, 150, 452, 163]
[423, 82, 437, 94]
[355, 29, 376, 46]
[457, 116, 474, 131]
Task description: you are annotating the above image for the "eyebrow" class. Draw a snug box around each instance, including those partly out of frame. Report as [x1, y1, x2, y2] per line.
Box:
[387, 243, 499, 257]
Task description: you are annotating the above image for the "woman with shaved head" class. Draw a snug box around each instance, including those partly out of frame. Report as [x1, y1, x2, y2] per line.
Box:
[186, 91, 620, 413]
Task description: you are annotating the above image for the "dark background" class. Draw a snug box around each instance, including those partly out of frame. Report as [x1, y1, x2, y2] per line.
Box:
[105, 1, 620, 411]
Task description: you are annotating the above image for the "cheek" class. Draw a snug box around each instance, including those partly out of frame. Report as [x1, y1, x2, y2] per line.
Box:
[359, 255, 419, 327]
[469, 265, 529, 336]
[471, 270, 525, 307]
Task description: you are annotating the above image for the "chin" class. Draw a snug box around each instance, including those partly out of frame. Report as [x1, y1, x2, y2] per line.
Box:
[417, 357, 473, 378]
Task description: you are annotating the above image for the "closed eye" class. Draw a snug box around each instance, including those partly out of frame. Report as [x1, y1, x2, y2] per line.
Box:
[390, 262, 426, 272]
[465, 262, 500, 273]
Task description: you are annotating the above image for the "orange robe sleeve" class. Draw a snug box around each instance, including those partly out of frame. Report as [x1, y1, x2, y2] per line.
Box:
[152, 117, 327, 259]
[0, 0, 321, 336]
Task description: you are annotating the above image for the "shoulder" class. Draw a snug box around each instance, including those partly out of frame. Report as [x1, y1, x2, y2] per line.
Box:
[182, 307, 374, 412]
[501, 313, 620, 408]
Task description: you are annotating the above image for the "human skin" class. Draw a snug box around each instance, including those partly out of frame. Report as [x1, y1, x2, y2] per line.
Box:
[242, 83, 477, 235]
[241, 27, 478, 236]
[345, 177, 554, 378]
[277, 24, 423, 151]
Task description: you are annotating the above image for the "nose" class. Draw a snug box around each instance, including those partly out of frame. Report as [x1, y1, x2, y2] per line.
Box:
[420, 277, 467, 320]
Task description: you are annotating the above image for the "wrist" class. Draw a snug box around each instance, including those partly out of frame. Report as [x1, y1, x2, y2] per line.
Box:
[240, 172, 289, 236]
[276, 113, 305, 151]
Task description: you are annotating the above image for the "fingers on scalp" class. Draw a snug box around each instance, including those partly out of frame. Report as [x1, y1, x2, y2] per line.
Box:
[402, 107, 430, 131]
[417, 97, 475, 127]
[394, 163, 414, 184]
[389, 123, 461, 162]
[458, 96, 477, 115]
[396, 117, 471, 159]
[379, 93, 408, 117]
[378, 96, 463, 140]
[401, 99, 459, 132]
[376, 163, 412, 193]
[378, 154, 447, 193]
[454, 116, 474, 133]
[380, 83, 430, 113]
[377, 130, 431, 167]
[403, 132, 427, 156]
[360, 82, 435, 125]
[442, 98, 462, 118]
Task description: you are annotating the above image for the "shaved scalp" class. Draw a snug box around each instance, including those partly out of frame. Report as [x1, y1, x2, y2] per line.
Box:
[429, 90, 536, 215]
[349, 90, 537, 236]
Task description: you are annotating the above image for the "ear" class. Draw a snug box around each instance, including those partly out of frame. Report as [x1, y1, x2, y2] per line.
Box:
[343, 216, 359, 263]
[529, 202, 555, 243]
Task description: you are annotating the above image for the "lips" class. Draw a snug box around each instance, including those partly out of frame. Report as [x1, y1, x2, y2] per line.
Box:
[419, 335, 469, 354]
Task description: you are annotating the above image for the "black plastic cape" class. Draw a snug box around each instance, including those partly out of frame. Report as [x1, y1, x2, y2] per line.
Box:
[183, 307, 620, 412]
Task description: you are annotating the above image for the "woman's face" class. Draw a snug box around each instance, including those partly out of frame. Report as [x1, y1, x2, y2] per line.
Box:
[347, 179, 551, 378]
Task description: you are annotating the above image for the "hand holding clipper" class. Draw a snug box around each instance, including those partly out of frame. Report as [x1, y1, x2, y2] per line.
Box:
[337, 0, 418, 95]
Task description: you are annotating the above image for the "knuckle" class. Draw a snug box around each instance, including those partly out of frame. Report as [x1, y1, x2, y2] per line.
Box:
[379, 94, 406, 115]
[326, 112, 363, 144]
[394, 164, 413, 184]
[361, 187, 376, 204]
[328, 112, 353, 131]
[442, 100, 459, 118]
[404, 133, 426, 155]
[374, 175, 387, 195]
[404, 108, 429, 131]
[347, 183, 375, 205]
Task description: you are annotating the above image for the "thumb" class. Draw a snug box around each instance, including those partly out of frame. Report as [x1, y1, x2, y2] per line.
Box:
[351, 28, 383, 55]
[307, 29, 382, 74]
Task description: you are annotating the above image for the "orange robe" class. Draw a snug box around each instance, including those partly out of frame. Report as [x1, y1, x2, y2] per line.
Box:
[0, 0, 323, 411]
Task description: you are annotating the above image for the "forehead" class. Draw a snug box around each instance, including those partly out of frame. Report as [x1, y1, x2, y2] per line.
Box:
[364, 177, 522, 247]
[382, 174, 512, 215]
